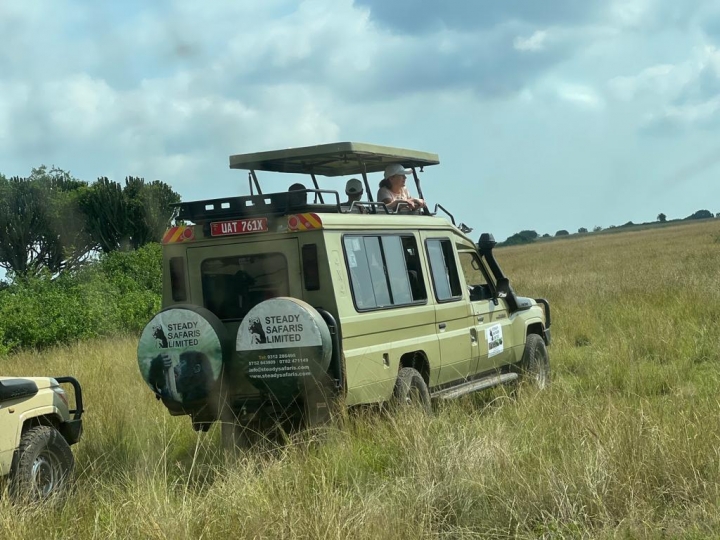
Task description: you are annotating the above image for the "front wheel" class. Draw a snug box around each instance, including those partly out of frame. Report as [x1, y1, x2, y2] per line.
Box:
[9, 426, 74, 502]
[517, 334, 551, 390]
[391, 368, 432, 414]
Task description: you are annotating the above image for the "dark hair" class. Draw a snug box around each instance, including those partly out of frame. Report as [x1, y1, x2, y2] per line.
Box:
[288, 183, 307, 206]
[378, 178, 391, 189]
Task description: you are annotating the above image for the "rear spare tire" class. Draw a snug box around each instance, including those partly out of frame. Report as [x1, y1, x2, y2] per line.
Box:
[235, 297, 333, 405]
[137, 305, 229, 414]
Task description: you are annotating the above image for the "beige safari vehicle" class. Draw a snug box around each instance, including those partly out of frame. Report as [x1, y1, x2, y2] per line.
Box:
[137, 142, 551, 446]
[0, 376, 83, 500]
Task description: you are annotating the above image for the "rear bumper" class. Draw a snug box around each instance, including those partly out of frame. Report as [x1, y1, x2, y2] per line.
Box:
[54, 376, 84, 445]
[534, 298, 552, 346]
[60, 419, 83, 445]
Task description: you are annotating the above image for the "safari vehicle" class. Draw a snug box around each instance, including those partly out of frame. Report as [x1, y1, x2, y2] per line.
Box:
[0, 376, 83, 500]
[137, 142, 551, 446]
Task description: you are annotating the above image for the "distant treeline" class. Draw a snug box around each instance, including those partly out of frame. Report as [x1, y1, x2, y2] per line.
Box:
[501, 209, 718, 246]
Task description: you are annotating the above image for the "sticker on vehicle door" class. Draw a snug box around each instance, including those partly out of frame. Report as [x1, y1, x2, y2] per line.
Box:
[486, 324, 504, 358]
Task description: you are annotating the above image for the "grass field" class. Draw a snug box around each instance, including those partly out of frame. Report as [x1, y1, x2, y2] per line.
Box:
[2, 220, 720, 539]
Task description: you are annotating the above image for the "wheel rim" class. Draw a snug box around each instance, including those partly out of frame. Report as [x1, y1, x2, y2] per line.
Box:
[406, 385, 421, 405]
[30, 450, 61, 498]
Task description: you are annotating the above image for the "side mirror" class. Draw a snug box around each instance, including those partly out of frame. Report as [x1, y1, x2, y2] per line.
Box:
[495, 277, 518, 311]
[469, 284, 493, 302]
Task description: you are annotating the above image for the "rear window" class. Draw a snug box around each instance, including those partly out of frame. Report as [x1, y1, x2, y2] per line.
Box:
[169, 257, 187, 301]
[201, 253, 289, 320]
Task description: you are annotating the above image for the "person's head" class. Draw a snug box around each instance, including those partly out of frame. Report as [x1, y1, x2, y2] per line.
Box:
[345, 178, 363, 202]
[288, 182, 307, 206]
[381, 164, 412, 191]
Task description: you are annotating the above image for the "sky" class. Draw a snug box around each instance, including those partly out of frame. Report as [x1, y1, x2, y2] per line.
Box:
[1, 0, 720, 241]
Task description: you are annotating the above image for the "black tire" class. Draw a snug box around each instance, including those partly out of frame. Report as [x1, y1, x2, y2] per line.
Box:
[9, 426, 74, 502]
[391, 367, 432, 414]
[518, 334, 551, 390]
[220, 421, 255, 452]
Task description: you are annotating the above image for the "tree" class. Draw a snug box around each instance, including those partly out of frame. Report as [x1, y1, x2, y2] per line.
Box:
[79, 177, 180, 253]
[126, 179, 181, 249]
[500, 229, 539, 246]
[685, 209, 713, 220]
[657, 213, 667, 223]
[0, 167, 181, 278]
[555, 230, 569, 236]
[578, 227, 588, 234]
[593, 226, 602, 232]
[0, 167, 90, 277]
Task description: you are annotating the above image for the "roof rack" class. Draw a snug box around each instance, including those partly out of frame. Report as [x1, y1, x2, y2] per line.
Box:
[173, 190, 345, 223]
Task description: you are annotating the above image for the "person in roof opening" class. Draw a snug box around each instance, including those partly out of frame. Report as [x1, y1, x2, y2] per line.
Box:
[342, 178, 367, 213]
[288, 182, 307, 207]
[377, 164, 426, 212]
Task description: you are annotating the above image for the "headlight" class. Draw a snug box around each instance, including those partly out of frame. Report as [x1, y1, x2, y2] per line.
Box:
[53, 386, 69, 408]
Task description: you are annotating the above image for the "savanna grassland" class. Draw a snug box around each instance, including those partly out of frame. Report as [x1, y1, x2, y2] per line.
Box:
[1, 220, 720, 539]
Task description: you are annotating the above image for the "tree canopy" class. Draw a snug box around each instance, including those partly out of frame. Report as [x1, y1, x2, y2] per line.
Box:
[0, 167, 180, 278]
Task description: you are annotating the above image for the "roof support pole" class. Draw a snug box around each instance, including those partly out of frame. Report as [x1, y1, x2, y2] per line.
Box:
[411, 168, 430, 215]
[310, 173, 324, 203]
[250, 170, 263, 195]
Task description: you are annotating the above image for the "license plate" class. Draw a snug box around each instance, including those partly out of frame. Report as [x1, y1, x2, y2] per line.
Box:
[210, 218, 268, 237]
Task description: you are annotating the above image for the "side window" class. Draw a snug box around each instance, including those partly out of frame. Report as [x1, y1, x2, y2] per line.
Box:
[343, 235, 425, 310]
[426, 238, 462, 302]
[401, 236, 426, 301]
[458, 251, 494, 302]
[364, 237, 391, 307]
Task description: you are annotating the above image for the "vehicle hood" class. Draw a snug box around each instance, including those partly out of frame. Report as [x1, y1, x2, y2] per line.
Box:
[0, 376, 57, 390]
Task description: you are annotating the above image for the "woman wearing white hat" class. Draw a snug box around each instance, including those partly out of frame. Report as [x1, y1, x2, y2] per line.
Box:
[377, 164, 426, 212]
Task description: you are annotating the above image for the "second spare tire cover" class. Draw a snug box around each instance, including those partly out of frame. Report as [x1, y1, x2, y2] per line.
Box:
[137, 305, 228, 410]
[236, 297, 332, 397]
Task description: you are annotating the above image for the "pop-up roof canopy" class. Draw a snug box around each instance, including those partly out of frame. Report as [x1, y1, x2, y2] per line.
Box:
[229, 142, 439, 177]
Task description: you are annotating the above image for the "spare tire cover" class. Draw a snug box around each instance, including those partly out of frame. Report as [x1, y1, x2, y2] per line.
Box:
[137, 305, 227, 407]
[236, 297, 332, 397]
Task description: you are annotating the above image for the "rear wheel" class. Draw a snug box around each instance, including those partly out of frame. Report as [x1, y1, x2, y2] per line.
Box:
[517, 334, 550, 390]
[9, 426, 74, 502]
[220, 420, 258, 452]
[391, 367, 432, 414]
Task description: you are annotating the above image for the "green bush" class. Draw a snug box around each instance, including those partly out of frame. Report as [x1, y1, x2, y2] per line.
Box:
[0, 243, 162, 354]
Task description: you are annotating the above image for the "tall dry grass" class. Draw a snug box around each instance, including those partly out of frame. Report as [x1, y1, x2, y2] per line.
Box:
[1, 220, 720, 539]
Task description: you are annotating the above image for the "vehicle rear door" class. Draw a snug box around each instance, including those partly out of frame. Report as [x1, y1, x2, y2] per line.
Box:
[186, 237, 301, 338]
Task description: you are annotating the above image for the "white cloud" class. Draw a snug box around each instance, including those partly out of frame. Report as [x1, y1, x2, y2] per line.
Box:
[514, 30, 548, 52]
[608, 64, 676, 101]
[556, 84, 604, 109]
[1, 0, 720, 241]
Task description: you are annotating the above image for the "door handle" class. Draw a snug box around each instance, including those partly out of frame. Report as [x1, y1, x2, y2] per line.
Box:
[477, 315, 484, 322]
[438, 323, 446, 330]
